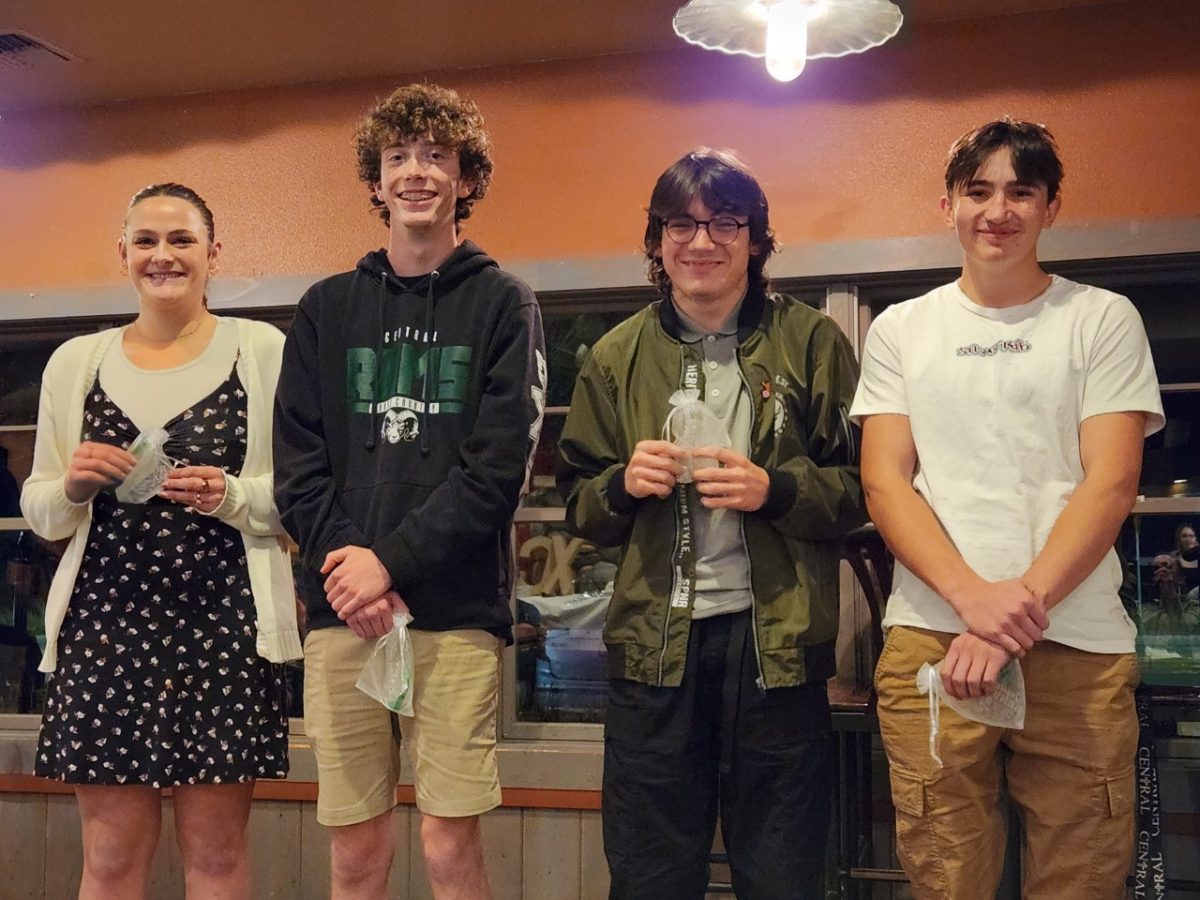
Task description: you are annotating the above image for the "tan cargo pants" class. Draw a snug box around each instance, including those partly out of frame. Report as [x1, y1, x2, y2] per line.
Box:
[876, 625, 1139, 900]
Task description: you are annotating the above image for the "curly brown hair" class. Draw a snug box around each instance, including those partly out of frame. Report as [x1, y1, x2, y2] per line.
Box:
[353, 83, 494, 226]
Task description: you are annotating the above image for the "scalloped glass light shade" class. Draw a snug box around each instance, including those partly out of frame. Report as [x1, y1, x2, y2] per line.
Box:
[673, 0, 903, 60]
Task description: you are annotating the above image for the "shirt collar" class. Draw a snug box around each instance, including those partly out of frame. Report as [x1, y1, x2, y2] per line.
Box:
[658, 283, 770, 343]
[674, 298, 743, 343]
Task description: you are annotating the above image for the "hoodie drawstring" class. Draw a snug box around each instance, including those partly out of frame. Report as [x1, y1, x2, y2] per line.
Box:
[365, 272, 387, 450]
[365, 260, 443, 454]
[418, 271, 439, 457]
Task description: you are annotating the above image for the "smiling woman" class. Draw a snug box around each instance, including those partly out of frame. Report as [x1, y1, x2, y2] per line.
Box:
[120, 185, 220, 352]
[18, 182, 301, 900]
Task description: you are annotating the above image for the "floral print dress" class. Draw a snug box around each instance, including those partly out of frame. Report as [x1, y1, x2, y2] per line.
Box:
[36, 364, 288, 785]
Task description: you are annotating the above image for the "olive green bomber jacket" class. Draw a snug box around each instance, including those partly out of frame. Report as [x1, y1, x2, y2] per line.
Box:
[556, 288, 866, 689]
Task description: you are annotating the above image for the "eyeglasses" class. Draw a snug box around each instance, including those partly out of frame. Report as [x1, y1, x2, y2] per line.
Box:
[662, 216, 750, 246]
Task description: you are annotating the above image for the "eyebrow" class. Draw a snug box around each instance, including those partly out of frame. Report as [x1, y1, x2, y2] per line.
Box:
[964, 177, 1042, 189]
[383, 142, 453, 152]
[664, 210, 747, 220]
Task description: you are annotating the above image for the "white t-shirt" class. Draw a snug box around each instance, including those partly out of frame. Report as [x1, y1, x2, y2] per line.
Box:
[850, 276, 1165, 653]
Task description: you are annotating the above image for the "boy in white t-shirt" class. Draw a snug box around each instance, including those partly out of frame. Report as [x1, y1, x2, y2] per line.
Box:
[850, 119, 1164, 899]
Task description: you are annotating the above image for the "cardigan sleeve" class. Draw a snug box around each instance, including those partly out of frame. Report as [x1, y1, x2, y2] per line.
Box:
[205, 320, 287, 537]
[20, 339, 94, 540]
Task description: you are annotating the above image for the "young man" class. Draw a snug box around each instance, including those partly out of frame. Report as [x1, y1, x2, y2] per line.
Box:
[558, 148, 864, 899]
[274, 84, 545, 900]
[851, 120, 1164, 899]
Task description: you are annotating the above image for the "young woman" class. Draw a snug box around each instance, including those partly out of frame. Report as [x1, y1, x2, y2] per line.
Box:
[1173, 523, 1200, 597]
[20, 183, 301, 899]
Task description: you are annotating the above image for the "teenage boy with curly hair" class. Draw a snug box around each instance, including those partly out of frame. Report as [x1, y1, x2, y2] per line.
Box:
[275, 83, 545, 900]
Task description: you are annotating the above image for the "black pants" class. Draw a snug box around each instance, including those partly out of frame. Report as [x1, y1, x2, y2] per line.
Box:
[603, 609, 835, 900]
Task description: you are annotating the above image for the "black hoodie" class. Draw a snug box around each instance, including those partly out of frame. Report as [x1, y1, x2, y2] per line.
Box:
[274, 241, 546, 639]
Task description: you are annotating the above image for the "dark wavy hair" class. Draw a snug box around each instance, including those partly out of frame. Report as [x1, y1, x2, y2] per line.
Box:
[353, 83, 494, 226]
[945, 118, 1064, 202]
[644, 148, 777, 299]
[125, 182, 215, 244]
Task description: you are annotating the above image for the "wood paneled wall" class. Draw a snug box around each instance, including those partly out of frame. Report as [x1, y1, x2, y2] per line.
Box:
[0, 795, 618, 900]
[0, 791, 769, 898]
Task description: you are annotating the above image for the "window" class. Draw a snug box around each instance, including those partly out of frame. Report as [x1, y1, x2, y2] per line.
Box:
[509, 290, 647, 735]
[0, 317, 127, 715]
[1121, 512, 1200, 688]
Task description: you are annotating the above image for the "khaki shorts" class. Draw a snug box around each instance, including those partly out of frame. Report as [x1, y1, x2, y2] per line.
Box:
[303, 625, 502, 826]
[876, 626, 1139, 900]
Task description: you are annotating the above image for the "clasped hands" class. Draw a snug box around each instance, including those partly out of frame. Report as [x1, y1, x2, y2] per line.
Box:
[321, 546, 410, 639]
[623, 439, 768, 512]
[942, 579, 1049, 702]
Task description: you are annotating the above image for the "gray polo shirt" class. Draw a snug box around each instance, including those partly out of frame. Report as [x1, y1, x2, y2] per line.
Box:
[675, 302, 754, 619]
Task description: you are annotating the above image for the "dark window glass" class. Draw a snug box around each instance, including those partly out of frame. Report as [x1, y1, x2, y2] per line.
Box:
[514, 518, 613, 724]
[1119, 513, 1200, 691]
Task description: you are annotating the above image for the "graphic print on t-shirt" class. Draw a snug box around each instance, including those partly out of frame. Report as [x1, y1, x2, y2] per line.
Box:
[956, 338, 1032, 357]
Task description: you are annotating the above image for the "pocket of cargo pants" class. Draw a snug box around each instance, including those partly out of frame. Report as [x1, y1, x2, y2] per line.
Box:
[889, 766, 927, 818]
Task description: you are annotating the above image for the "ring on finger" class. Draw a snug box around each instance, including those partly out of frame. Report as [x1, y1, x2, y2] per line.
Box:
[201, 477, 210, 493]
[193, 492, 202, 507]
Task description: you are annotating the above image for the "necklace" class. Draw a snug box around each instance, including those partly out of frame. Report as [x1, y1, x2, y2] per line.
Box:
[131, 313, 210, 343]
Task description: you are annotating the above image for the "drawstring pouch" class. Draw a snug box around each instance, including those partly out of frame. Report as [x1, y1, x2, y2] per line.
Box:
[114, 427, 177, 504]
[662, 389, 732, 484]
[916, 657, 1026, 767]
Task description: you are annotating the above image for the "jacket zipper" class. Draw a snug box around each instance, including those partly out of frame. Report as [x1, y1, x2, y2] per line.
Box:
[658, 345, 690, 686]
[659, 493, 686, 686]
[736, 353, 767, 690]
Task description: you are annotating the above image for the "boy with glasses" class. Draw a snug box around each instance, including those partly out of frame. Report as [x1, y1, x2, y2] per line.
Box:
[558, 147, 865, 899]
[851, 119, 1164, 898]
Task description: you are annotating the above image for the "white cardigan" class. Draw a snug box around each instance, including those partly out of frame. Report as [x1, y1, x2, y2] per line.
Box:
[20, 317, 303, 672]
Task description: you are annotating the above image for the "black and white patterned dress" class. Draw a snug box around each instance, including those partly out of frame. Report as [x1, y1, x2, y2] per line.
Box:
[36, 365, 289, 786]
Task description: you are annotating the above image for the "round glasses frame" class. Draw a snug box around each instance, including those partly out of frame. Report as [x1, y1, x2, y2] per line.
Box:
[662, 216, 750, 246]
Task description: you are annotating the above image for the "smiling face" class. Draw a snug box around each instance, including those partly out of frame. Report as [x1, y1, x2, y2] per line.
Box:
[941, 149, 1060, 272]
[659, 199, 754, 322]
[119, 195, 218, 312]
[1180, 526, 1198, 552]
[374, 136, 475, 240]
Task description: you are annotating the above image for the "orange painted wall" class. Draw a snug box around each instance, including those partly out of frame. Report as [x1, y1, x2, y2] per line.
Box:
[1, 0, 1198, 292]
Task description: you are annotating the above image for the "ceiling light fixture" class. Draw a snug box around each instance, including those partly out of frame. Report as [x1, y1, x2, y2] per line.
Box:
[673, 0, 903, 82]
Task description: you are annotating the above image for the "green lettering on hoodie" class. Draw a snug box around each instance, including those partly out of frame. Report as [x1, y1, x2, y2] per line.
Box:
[346, 343, 474, 414]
